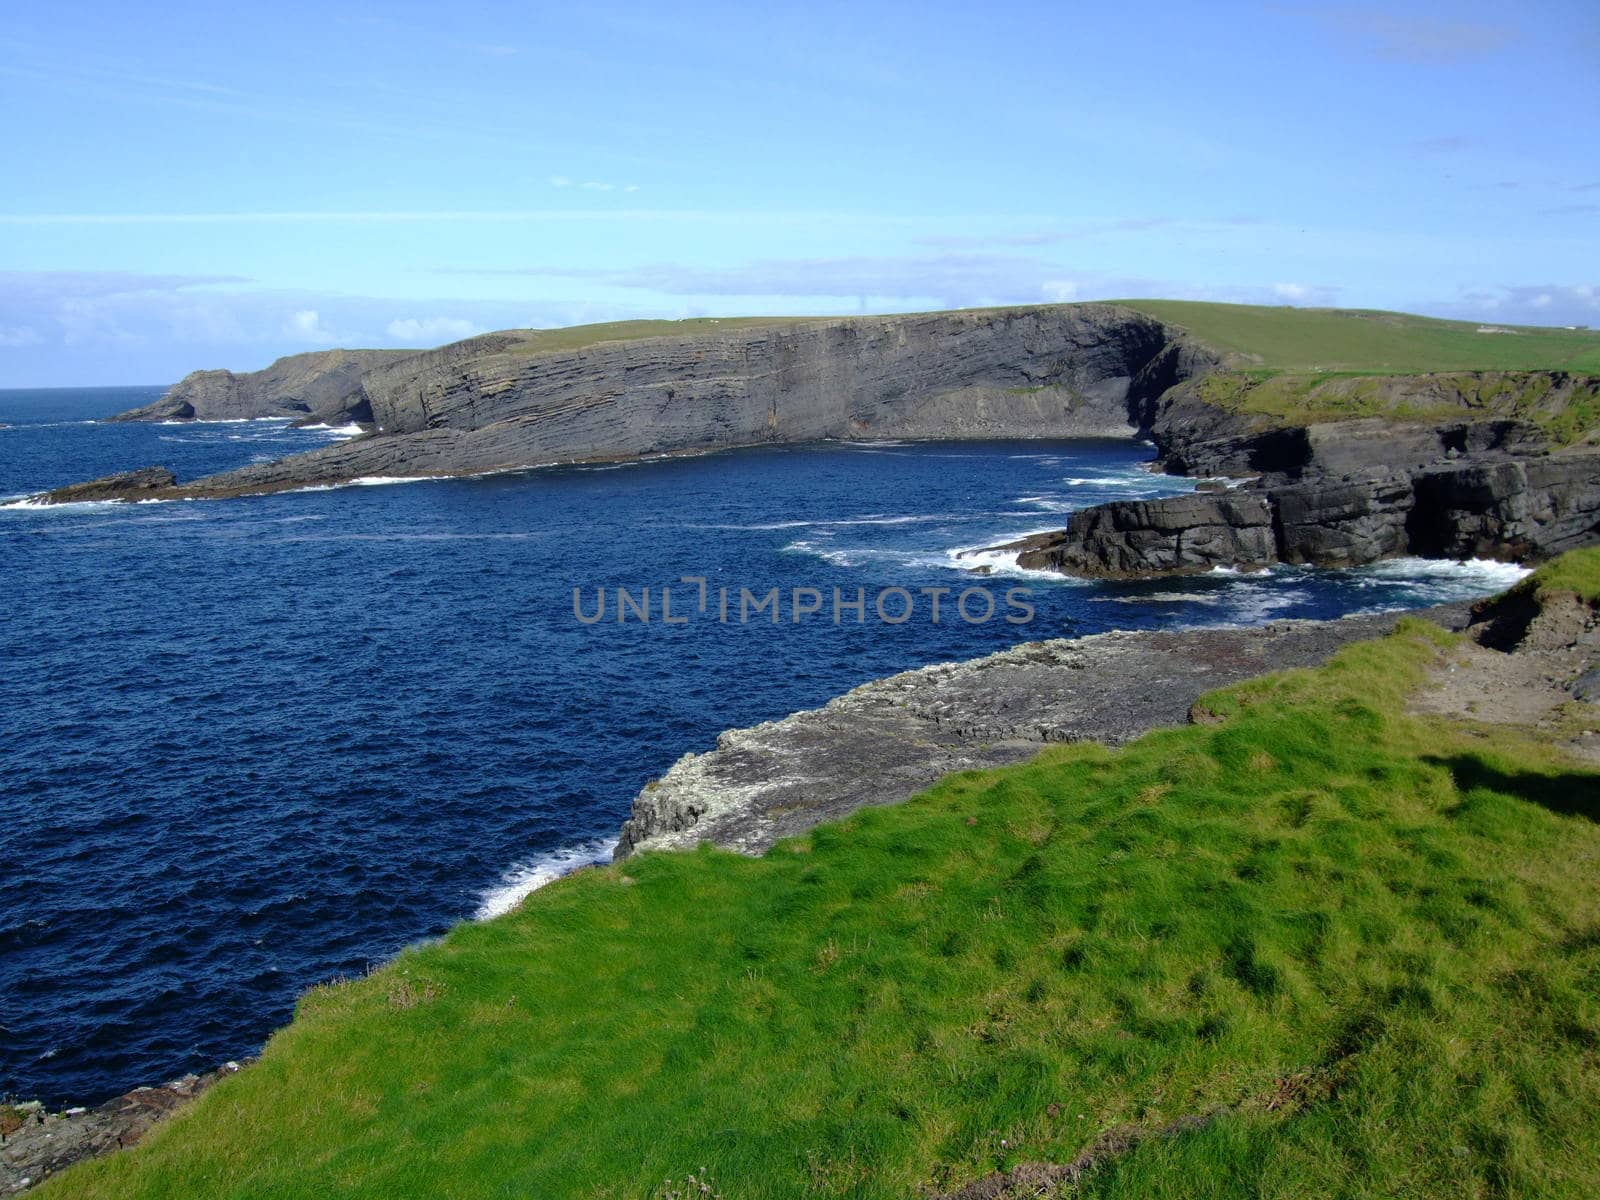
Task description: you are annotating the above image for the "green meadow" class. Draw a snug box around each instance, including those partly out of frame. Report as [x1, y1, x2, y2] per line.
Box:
[40, 552, 1600, 1199]
[1118, 300, 1600, 375]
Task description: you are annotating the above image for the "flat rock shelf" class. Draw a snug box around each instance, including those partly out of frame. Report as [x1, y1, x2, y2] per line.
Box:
[616, 602, 1475, 858]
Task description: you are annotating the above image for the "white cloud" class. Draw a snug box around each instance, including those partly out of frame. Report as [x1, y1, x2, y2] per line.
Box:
[285, 309, 342, 344]
[1320, 10, 1519, 63]
[1041, 280, 1079, 303]
[549, 175, 571, 187]
[1421, 284, 1599, 327]
[0, 324, 41, 346]
[581, 181, 615, 192]
[1272, 283, 1311, 302]
[386, 316, 481, 344]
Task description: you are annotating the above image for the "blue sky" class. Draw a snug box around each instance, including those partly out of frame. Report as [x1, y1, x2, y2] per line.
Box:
[2, 0, 1596, 385]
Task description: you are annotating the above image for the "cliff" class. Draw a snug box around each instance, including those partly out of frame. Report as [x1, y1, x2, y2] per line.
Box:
[991, 350, 1600, 581]
[1005, 445, 1600, 579]
[106, 349, 414, 424]
[50, 305, 1205, 500]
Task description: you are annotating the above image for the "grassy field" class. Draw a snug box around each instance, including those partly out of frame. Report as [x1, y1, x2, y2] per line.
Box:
[1118, 301, 1600, 375]
[493, 317, 830, 357]
[39, 555, 1600, 1199]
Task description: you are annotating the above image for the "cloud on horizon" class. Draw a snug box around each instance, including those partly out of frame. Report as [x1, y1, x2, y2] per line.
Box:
[441, 253, 1345, 312]
[0, 271, 637, 385]
[1425, 284, 1599, 327]
[5, 269, 1594, 388]
[1315, 8, 1520, 63]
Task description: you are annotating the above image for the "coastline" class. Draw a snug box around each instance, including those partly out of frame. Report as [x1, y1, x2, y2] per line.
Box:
[615, 600, 1480, 858]
[1, 594, 1487, 1192]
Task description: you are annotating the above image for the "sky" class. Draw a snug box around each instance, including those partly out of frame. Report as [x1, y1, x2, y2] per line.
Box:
[1, 0, 1596, 385]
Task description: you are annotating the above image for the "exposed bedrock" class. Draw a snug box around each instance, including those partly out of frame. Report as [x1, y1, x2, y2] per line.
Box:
[614, 603, 1475, 858]
[46, 305, 1209, 501]
[1006, 443, 1600, 579]
[107, 349, 412, 424]
[39, 466, 178, 504]
[1006, 492, 1278, 577]
[359, 306, 1181, 443]
[1146, 373, 1593, 477]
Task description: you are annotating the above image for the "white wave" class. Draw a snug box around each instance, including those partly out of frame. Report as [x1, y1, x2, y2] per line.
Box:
[1012, 495, 1076, 513]
[1094, 591, 1221, 605]
[299, 422, 365, 438]
[156, 416, 293, 426]
[284, 470, 451, 489]
[1065, 473, 1190, 488]
[1350, 556, 1530, 589]
[474, 838, 617, 920]
[702, 513, 958, 532]
[0, 495, 175, 512]
[945, 545, 1076, 581]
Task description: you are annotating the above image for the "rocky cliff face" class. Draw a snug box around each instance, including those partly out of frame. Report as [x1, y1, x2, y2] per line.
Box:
[1008, 440, 1600, 578]
[107, 349, 413, 424]
[57, 305, 1205, 499]
[360, 307, 1178, 448]
[1147, 373, 1589, 477]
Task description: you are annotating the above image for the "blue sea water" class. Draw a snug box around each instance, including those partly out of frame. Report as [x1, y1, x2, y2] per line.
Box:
[0, 387, 1529, 1107]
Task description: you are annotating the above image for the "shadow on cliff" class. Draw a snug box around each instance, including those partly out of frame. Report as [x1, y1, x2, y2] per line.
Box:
[1426, 753, 1600, 822]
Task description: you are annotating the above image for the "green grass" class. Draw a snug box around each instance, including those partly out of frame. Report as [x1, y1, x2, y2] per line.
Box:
[1117, 300, 1600, 375]
[489, 317, 832, 357]
[1186, 369, 1600, 445]
[1526, 546, 1600, 605]
[41, 607, 1600, 1199]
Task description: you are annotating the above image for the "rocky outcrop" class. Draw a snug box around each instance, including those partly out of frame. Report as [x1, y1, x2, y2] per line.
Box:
[1006, 492, 1277, 578]
[1, 1063, 245, 1193]
[1004, 445, 1600, 579]
[107, 349, 413, 424]
[1146, 372, 1596, 476]
[38, 467, 177, 504]
[614, 603, 1475, 858]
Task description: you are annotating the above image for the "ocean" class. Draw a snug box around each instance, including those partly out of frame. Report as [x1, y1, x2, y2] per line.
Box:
[0, 386, 1528, 1106]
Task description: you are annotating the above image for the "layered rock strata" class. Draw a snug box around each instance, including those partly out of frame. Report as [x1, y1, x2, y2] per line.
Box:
[39, 306, 1202, 501]
[107, 349, 412, 424]
[1007, 430, 1600, 579]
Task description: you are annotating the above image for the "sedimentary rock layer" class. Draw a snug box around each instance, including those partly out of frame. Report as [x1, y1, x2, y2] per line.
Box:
[1008, 445, 1600, 578]
[108, 349, 412, 424]
[54, 305, 1199, 500]
[615, 603, 1473, 858]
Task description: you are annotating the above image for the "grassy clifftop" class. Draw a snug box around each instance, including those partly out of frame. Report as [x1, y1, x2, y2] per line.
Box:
[1115, 301, 1600, 444]
[1119, 300, 1600, 375]
[41, 557, 1600, 1199]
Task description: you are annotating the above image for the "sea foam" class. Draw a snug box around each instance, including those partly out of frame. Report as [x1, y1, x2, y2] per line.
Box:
[474, 839, 618, 920]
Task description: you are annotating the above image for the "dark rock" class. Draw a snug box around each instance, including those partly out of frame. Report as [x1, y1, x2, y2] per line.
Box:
[107, 349, 411, 424]
[1574, 667, 1600, 703]
[40, 467, 176, 504]
[0, 1062, 246, 1193]
[1007, 492, 1276, 579]
[1272, 469, 1415, 566]
[1010, 446, 1600, 580]
[1409, 449, 1600, 561]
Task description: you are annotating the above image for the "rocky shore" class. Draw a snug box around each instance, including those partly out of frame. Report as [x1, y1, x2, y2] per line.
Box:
[616, 602, 1477, 858]
[1, 1063, 246, 1194]
[1001, 429, 1600, 578]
